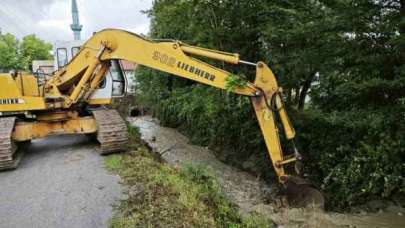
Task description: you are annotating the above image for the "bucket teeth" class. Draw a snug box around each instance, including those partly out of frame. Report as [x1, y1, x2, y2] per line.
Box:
[92, 109, 128, 155]
[0, 117, 22, 171]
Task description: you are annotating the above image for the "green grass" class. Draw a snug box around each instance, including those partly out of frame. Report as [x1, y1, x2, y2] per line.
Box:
[105, 126, 274, 228]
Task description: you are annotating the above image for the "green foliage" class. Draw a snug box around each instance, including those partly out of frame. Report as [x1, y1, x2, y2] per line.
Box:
[297, 0, 405, 209]
[225, 74, 247, 92]
[104, 154, 123, 171]
[107, 126, 274, 227]
[19, 34, 52, 70]
[0, 33, 52, 72]
[0, 33, 18, 72]
[262, 0, 336, 107]
[292, 109, 405, 210]
[136, 0, 405, 210]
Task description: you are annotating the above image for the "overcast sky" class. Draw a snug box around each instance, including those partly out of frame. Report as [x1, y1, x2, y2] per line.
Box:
[0, 0, 152, 43]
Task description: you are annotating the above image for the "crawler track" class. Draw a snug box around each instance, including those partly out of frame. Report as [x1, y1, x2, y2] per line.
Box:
[0, 117, 22, 170]
[93, 109, 128, 154]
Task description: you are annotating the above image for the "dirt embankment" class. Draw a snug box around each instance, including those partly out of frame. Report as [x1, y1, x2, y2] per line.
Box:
[128, 116, 405, 228]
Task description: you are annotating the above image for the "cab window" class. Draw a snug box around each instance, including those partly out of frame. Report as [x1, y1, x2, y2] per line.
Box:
[72, 46, 80, 57]
[110, 60, 126, 96]
[57, 48, 68, 69]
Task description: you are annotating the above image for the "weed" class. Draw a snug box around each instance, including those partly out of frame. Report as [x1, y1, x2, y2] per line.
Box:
[106, 126, 274, 228]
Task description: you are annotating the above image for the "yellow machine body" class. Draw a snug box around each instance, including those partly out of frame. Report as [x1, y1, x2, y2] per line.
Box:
[0, 74, 46, 112]
[12, 116, 97, 141]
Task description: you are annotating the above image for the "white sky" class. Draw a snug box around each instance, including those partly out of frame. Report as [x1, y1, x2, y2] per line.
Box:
[0, 0, 152, 43]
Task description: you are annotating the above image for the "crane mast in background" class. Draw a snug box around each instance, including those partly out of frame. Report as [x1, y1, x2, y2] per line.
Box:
[70, 0, 82, 41]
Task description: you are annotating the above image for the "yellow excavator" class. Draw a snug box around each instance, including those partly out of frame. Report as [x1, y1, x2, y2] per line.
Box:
[0, 29, 322, 207]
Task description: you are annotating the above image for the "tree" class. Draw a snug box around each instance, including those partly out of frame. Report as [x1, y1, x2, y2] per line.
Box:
[0, 33, 52, 72]
[0, 33, 18, 72]
[19, 34, 52, 71]
[260, 0, 343, 110]
[297, 0, 405, 209]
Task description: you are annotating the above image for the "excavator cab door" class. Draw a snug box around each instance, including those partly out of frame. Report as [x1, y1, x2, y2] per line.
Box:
[87, 60, 126, 103]
[109, 60, 127, 97]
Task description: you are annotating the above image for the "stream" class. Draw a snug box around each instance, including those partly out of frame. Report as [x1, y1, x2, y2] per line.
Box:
[128, 116, 405, 228]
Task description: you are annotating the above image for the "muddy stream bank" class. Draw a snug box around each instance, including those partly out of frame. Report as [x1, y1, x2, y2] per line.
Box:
[128, 116, 404, 228]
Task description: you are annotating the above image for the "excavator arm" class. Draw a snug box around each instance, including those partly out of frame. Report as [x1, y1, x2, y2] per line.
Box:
[45, 29, 322, 206]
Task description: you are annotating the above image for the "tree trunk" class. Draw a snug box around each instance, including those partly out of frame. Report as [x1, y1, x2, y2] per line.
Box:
[401, 0, 405, 33]
[399, 0, 405, 63]
[294, 86, 300, 104]
[286, 88, 292, 104]
[298, 78, 312, 111]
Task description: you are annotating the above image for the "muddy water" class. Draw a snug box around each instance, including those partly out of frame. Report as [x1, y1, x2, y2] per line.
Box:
[128, 116, 405, 228]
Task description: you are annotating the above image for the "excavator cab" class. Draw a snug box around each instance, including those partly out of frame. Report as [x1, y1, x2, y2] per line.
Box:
[53, 40, 127, 104]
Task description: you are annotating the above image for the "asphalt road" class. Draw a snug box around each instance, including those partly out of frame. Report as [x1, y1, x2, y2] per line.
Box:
[0, 135, 123, 228]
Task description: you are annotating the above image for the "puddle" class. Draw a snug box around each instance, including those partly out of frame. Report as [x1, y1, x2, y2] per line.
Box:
[128, 116, 405, 228]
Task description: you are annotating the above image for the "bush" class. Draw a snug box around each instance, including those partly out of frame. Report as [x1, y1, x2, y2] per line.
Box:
[292, 109, 405, 210]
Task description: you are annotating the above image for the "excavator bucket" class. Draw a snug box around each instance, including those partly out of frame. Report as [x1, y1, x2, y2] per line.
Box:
[283, 176, 325, 208]
[250, 63, 326, 208]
